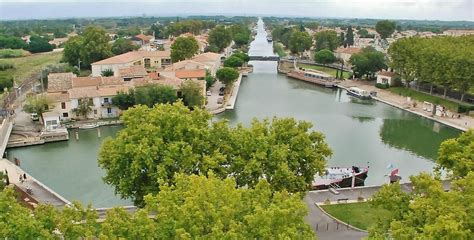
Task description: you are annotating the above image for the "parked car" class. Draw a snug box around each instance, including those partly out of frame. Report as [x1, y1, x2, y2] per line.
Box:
[217, 97, 224, 104]
[31, 113, 39, 121]
[206, 90, 212, 96]
[219, 91, 224, 96]
[219, 87, 225, 92]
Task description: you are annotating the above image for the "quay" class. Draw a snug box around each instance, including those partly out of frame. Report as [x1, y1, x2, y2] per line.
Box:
[305, 180, 451, 240]
[225, 73, 243, 110]
[0, 158, 71, 208]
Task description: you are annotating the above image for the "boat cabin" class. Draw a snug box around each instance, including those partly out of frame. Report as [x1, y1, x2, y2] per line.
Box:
[303, 71, 333, 81]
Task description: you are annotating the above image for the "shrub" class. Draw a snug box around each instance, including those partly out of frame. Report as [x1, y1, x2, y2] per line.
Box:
[357, 196, 365, 202]
[0, 62, 14, 71]
[0, 77, 13, 92]
[0, 49, 29, 58]
[375, 83, 389, 89]
[457, 104, 474, 113]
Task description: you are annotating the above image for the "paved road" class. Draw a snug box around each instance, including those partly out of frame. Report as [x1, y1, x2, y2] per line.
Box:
[206, 81, 225, 111]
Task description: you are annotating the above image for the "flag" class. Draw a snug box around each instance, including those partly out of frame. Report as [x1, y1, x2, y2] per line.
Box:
[391, 168, 399, 176]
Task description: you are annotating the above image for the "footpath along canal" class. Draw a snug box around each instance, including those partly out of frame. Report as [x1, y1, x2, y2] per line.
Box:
[6, 18, 461, 208]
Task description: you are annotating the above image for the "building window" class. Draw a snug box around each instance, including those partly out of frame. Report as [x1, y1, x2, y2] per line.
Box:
[104, 98, 109, 103]
[107, 108, 112, 114]
[93, 110, 97, 115]
[63, 112, 69, 118]
[61, 102, 66, 109]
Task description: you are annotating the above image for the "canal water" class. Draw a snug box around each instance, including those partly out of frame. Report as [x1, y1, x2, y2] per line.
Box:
[7, 18, 461, 208]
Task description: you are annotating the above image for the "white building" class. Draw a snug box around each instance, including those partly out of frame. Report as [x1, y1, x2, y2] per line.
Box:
[376, 71, 397, 86]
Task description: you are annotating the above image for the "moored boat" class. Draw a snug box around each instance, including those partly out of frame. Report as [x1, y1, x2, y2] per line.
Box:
[78, 123, 99, 129]
[287, 69, 337, 88]
[312, 166, 369, 190]
[346, 87, 372, 100]
[266, 36, 273, 42]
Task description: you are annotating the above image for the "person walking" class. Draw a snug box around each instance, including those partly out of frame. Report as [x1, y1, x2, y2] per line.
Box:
[23, 173, 27, 181]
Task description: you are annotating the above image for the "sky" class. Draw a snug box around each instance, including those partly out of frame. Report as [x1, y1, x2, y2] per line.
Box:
[0, 0, 472, 21]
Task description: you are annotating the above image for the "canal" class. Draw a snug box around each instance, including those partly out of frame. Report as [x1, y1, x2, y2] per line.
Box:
[7, 18, 461, 208]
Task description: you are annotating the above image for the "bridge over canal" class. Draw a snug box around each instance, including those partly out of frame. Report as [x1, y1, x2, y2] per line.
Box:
[248, 55, 280, 61]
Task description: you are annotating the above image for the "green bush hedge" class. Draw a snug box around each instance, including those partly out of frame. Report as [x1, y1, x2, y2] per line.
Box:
[457, 104, 474, 113]
[0, 49, 29, 58]
[375, 83, 389, 89]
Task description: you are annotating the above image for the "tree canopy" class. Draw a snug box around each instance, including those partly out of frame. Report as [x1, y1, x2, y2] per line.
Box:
[208, 26, 232, 52]
[26, 36, 53, 53]
[23, 95, 52, 122]
[112, 85, 177, 110]
[223, 55, 244, 68]
[288, 31, 312, 54]
[314, 30, 339, 51]
[388, 35, 474, 100]
[170, 36, 199, 62]
[369, 130, 474, 239]
[98, 102, 331, 206]
[376, 20, 396, 39]
[314, 49, 336, 65]
[180, 80, 204, 108]
[111, 38, 139, 55]
[216, 67, 240, 86]
[63, 26, 113, 68]
[0, 173, 315, 239]
[349, 47, 387, 79]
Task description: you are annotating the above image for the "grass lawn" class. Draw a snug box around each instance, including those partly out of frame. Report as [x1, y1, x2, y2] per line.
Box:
[273, 42, 287, 57]
[0, 52, 63, 83]
[388, 87, 463, 112]
[321, 202, 392, 230]
[298, 63, 351, 79]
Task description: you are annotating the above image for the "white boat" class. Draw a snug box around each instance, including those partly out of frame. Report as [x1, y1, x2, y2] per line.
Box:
[346, 87, 372, 100]
[78, 123, 99, 129]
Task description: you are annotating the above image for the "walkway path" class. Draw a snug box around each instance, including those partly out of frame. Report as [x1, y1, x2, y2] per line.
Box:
[0, 118, 13, 158]
[0, 159, 70, 208]
[226, 73, 243, 110]
[339, 80, 473, 131]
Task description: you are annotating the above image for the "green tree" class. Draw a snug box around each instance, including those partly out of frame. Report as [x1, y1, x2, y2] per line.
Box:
[112, 90, 135, 110]
[27, 36, 53, 53]
[288, 31, 312, 55]
[339, 32, 345, 47]
[346, 26, 354, 46]
[314, 49, 336, 65]
[180, 80, 204, 108]
[111, 38, 139, 55]
[437, 130, 474, 178]
[305, 22, 319, 31]
[376, 20, 396, 39]
[349, 47, 387, 79]
[229, 24, 251, 47]
[63, 26, 112, 68]
[72, 98, 93, 119]
[144, 173, 316, 239]
[101, 69, 114, 77]
[112, 85, 178, 109]
[223, 55, 244, 68]
[23, 95, 52, 122]
[314, 30, 339, 51]
[170, 36, 199, 62]
[98, 102, 331, 206]
[208, 26, 232, 52]
[232, 51, 250, 62]
[0, 35, 27, 49]
[216, 67, 239, 86]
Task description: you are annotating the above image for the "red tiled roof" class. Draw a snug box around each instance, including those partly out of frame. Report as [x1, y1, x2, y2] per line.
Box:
[378, 71, 396, 77]
[71, 77, 101, 88]
[175, 69, 206, 79]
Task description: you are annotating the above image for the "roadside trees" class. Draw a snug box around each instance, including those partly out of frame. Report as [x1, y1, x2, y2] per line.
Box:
[72, 98, 93, 119]
[216, 67, 239, 86]
[112, 85, 177, 109]
[375, 20, 396, 39]
[170, 36, 199, 62]
[314, 30, 339, 51]
[314, 49, 336, 65]
[98, 102, 331, 206]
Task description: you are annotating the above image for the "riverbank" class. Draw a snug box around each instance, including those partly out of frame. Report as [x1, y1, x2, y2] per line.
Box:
[338, 80, 473, 132]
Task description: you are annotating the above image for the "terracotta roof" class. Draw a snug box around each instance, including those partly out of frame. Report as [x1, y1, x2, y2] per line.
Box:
[98, 86, 131, 97]
[68, 86, 101, 99]
[134, 34, 153, 42]
[46, 92, 69, 103]
[148, 72, 160, 80]
[156, 75, 184, 89]
[335, 47, 362, 54]
[166, 60, 208, 71]
[92, 50, 171, 65]
[119, 66, 148, 78]
[47, 72, 75, 93]
[192, 52, 221, 63]
[101, 76, 124, 86]
[71, 77, 101, 88]
[378, 71, 396, 77]
[175, 69, 206, 79]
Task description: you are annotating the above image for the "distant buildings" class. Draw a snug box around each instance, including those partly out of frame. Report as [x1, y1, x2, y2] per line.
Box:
[334, 47, 362, 64]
